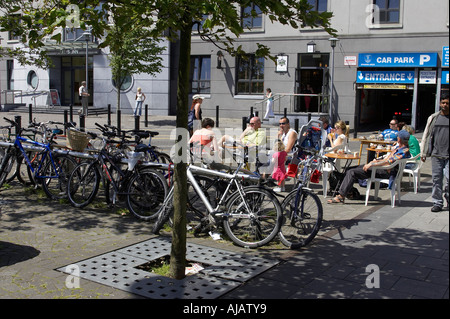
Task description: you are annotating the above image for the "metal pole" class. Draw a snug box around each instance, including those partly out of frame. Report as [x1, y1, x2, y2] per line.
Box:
[145, 104, 148, 127]
[28, 103, 33, 123]
[107, 104, 111, 126]
[329, 45, 336, 124]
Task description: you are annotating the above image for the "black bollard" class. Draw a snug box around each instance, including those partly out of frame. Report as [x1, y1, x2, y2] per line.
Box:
[242, 117, 248, 131]
[145, 104, 148, 127]
[353, 115, 358, 138]
[69, 104, 73, 123]
[284, 108, 287, 118]
[134, 115, 140, 131]
[295, 118, 299, 133]
[14, 115, 21, 136]
[28, 103, 33, 123]
[117, 110, 121, 132]
[216, 105, 219, 128]
[63, 110, 68, 135]
[107, 104, 111, 126]
[307, 112, 311, 122]
[79, 114, 85, 132]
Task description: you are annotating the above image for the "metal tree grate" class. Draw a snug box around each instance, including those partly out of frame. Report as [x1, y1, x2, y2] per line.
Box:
[57, 237, 279, 299]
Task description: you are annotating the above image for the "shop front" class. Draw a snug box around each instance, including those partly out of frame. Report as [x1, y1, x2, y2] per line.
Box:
[356, 52, 441, 130]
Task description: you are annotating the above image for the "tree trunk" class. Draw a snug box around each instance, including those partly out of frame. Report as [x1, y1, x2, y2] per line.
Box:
[169, 24, 191, 280]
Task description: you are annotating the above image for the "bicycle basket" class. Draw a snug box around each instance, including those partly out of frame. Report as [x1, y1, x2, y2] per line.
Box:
[67, 128, 90, 152]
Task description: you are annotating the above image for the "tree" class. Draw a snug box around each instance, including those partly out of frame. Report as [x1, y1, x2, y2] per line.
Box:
[0, 0, 335, 280]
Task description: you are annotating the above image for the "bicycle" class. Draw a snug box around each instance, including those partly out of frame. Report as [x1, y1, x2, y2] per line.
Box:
[278, 121, 326, 249]
[66, 134, 169, 221]
[152, 157, 283, 248]
[0, 118, 77, 200]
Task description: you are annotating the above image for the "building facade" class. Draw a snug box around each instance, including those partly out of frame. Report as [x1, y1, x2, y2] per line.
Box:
[189, 0, 449, 130]
[1, 0, 449, 130]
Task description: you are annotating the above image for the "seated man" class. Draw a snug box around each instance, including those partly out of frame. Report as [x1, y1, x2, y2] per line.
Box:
[381, 118, 399, 141]
[327, 130, 411, 204]
[220, 116, 266, 148]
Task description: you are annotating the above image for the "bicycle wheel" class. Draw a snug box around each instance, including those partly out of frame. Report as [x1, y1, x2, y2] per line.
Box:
[152, 187, 174, 234]
[279, 188, 323, 249]
[67, 162, 100, 208]
[0, 149, 14, 188]
[223, 187, 282, 248]
[41, 154, 78, 200]
[186, 176, 223, 235]
[126, 168, 168, 221]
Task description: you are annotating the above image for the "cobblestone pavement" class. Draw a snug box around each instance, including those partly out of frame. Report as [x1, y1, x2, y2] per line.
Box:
[0, 111, 448, 301]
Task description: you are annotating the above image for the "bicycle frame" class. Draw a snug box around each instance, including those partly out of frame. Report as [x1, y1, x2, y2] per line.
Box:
[14, 135, 61, 180]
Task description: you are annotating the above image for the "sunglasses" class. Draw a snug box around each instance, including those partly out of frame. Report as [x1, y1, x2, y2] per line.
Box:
[279, 122, 287, 125]
[389, 123, 397, 125]
[249, 123, 256, 126]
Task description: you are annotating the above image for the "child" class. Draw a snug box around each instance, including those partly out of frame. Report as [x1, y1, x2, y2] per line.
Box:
[271, 140, 287, 192]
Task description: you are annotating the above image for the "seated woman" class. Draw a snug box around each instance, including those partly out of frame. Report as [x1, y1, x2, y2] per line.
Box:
[327, 120, 350, 153]
[189, 118, 219, 163]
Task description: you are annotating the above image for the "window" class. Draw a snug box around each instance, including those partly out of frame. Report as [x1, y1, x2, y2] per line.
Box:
[373, 0, 400, 24]
[241, 3, 263, 29]
[112, 75, 133, 91]
[307, 0, 328, 12]
[27, 71, 38, 89]
[236, 55, 265, 95]
[190, 56, 211, 94]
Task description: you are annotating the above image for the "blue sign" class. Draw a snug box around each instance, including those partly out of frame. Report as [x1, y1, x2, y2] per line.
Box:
[358, 52, 438, 67]
[443, 46, 449, 67]
[443, 70, 449, 85]
[356, 70, 415, 84]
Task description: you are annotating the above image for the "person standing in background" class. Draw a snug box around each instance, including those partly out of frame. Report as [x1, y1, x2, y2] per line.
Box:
[420, 93, 449, 212]
[264, 88, 274, 120]
[134, 87, 146, 117]
[78, 81, 90, 116]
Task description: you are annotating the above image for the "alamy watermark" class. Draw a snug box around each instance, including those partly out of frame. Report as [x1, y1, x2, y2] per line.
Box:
[65, 264, 81, 289]
[365, 264, 380, 289]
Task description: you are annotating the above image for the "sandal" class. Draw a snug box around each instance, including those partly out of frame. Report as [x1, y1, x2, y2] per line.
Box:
[327, 195, 345, 204]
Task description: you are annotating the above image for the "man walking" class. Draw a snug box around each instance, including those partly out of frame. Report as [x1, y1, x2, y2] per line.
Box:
[421, 93, 449, 212]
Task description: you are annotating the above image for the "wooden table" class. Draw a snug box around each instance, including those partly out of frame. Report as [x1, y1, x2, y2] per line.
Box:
[355, 139, 395, 165]
[325, 152, 361, 196]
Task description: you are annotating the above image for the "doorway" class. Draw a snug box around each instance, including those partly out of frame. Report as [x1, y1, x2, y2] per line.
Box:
[61, 56, 93, 106]
[295, 53, 330, 112]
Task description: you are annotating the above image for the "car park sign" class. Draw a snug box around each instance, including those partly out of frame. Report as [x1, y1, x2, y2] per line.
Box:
[358, 52, 438, 67]
[356, 70, 415, 84]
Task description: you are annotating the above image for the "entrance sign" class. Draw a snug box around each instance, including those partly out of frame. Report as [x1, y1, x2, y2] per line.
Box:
[419, 71, 436, 84]
[358, 52, 438, 67]
[356, 70, 414, 84]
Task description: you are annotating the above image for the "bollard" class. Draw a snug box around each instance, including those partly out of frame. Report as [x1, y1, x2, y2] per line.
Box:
[69, 104, 73, 123]
[307, 112, 311, 122]
[117, 109, 121, 132]
[255, 111, 259, 117]
[284, 108, 287, 118]
[134, 115, 140, 131]
[28, 103, 33, 123]
[107, 104, 111, 126]
[14, 115, 21, 136]
[216, 105, 219, 128]
[63, 110, 68, 135]
[295, 118, 299, 133]
[250, 107, 254, 118]
[145, 104, 148, 127]
[353, 115, 358, 138]
[242, 117, 248, 131]
[79, 115, 85, 132]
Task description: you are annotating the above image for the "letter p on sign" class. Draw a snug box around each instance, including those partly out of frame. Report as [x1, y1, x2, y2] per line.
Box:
[420, 55, 431, 65]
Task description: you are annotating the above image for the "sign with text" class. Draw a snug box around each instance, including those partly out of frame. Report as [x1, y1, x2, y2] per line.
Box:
[443, 46, 449, 67]
[356, 70, 415, 84]
[442, 70, 449, 85]
[358, 52, 437, 67]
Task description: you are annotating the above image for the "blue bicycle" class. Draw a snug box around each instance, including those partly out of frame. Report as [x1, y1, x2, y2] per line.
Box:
[0, 117, 77, 200]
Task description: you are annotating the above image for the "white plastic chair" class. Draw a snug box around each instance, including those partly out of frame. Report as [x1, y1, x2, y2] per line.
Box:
[364, 158, 409, 208]
[403, 154, 422, 194]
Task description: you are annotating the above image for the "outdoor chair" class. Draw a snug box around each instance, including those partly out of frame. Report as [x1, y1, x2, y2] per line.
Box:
[364, 158, 409, 208]
[403, 153, 422, 194]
